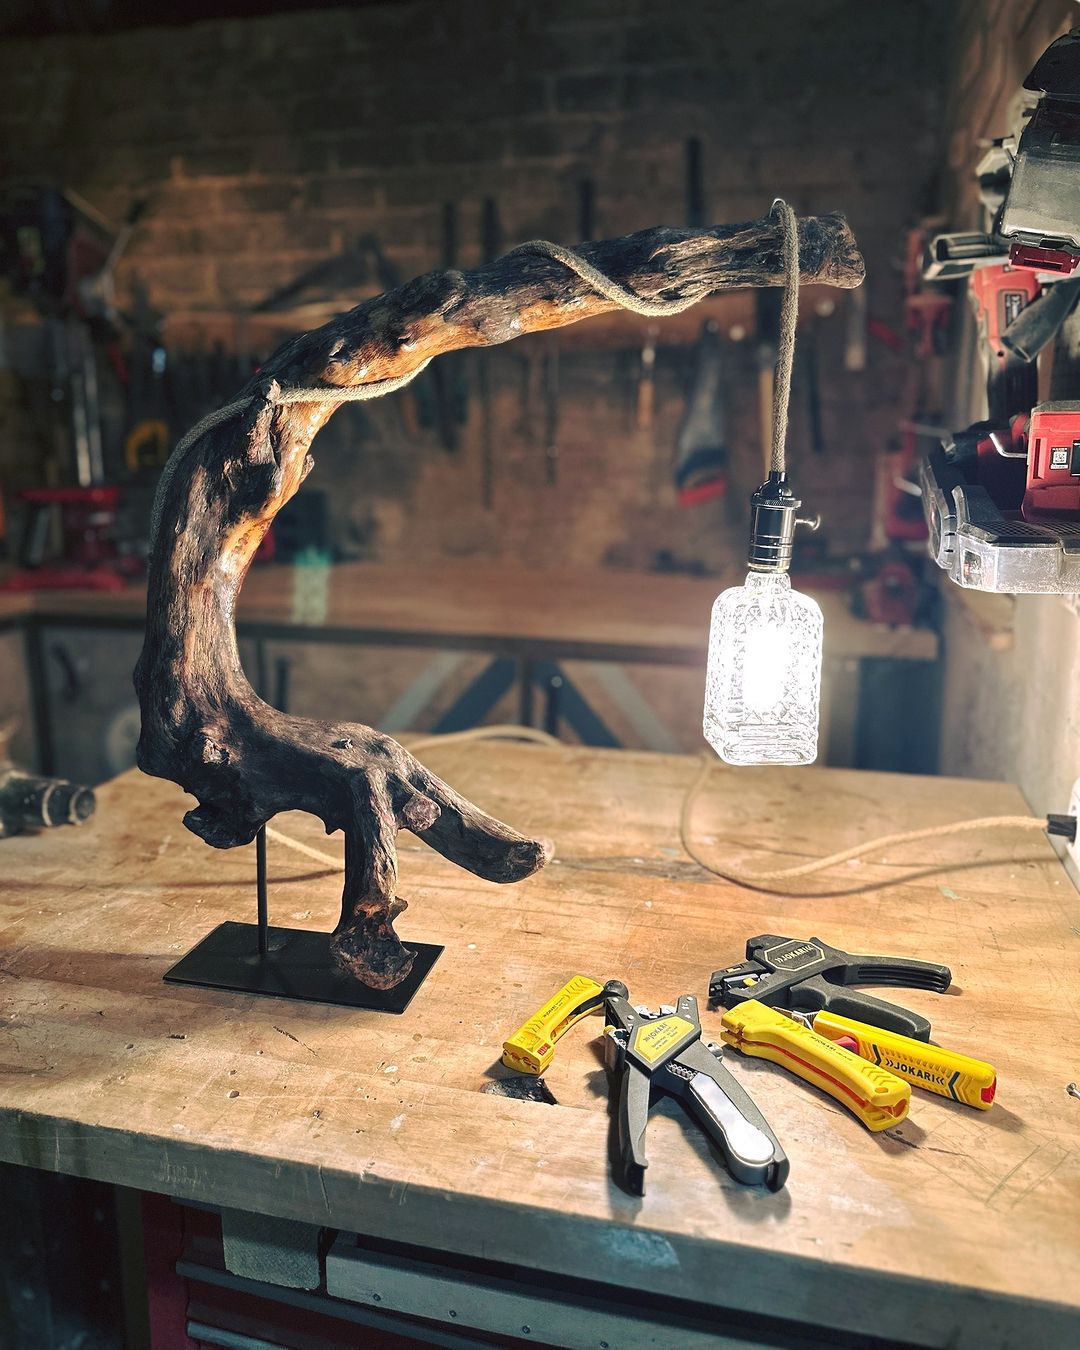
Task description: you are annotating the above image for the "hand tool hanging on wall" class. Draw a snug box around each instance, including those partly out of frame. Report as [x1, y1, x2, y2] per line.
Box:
[666, 137, 718, 475]
[420, 202, 468, 452]
[635, 325, 657, 432]
[800, 310, 825, 455]
[478, 198, 500, 507]
[863, 226, 947, 559]
[755, 287, 782, 477]
[672, 320, 729, 505]
[685, 137, 705, 230]
[541, 342, 560, 485]
[709, 933, 953, 1040]
[123, 282, 171, 475]
[843, 282, 868, 372]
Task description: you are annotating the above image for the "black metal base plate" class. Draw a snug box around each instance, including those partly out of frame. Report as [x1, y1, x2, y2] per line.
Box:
[163, 921, 443, 1014]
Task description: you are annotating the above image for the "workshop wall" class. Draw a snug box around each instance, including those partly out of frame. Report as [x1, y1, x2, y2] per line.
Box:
[935, 0, 1080, 817]
[0, 0, 948, 573]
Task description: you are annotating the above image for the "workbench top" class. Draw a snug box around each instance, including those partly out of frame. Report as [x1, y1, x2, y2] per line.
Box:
[2, 560, 937, 663]
[1, 745, 1072, 1346]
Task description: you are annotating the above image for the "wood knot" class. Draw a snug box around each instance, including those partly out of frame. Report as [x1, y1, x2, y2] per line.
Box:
[196, 734, 230, 766]
[257, 376, 282, 406]
[400, 793, 440, 833]
[333, 737, 353, 750]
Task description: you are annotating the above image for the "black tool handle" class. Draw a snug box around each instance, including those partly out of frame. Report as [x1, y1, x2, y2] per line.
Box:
[792, 976, 934, 1041]
[1002, 277, 1080, 362]
[678, 1041, 789, 1191]
[614, 1063, 651, 1196]
[834, 952, 952, 994]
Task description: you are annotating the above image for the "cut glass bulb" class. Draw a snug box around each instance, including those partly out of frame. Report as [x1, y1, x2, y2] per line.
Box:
[703, 570, 823, 766]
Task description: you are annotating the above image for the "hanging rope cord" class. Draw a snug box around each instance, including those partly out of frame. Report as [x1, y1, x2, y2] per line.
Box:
[770, 198, 799, 477]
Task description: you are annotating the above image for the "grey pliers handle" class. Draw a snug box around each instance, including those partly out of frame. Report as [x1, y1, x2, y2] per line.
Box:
[669, 1039, 789, 1191]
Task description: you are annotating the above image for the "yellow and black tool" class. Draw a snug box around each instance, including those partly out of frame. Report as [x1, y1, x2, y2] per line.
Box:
[720, 999, 911, 1132]
[805, 1009, 997, 1110]
[501, 978, 791, 1193]
[605, 985, 789, 1193]
[501, 975, 610, 1075]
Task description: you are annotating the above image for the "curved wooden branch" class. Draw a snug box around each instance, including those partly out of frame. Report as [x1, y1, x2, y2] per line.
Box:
[134, 210, 864, 989]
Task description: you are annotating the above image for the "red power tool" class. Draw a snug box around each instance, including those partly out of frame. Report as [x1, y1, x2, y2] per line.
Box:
[1022, 401, 1080, 521]
[969, 263, 1042, 424]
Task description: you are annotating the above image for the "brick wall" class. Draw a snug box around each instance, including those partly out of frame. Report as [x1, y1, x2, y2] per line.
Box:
[0, 0, 949, 570]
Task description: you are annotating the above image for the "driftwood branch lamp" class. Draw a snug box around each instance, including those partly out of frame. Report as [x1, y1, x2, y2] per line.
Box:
[137, 208, 864, 1000]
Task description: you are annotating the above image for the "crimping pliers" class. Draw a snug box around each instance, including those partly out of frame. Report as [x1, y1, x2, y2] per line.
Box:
[709, 934, 953, 1040]
[603, 982, 789, 1194]
[501, 975, 789, 1194]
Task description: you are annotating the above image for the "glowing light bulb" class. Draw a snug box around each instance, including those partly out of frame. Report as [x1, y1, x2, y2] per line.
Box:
[703, 471, 823, 766]
[704, 571, 822, 765]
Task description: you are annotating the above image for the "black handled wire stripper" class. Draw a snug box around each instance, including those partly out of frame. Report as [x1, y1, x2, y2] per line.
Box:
[709, 934, 952, 1041]
[603, 981, 789, 1195]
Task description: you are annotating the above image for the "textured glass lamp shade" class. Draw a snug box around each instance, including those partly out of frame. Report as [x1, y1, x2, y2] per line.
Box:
[703, 571, 823, 766]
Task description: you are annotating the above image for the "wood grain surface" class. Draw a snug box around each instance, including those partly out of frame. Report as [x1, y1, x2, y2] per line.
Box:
[1, 745, 1074, 1346]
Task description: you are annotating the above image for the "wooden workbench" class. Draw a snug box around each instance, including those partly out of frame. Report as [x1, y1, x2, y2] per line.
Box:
[2, 560, 938, 776]
[3, 560, 937, 664]
[0, 744, 1075, 1345]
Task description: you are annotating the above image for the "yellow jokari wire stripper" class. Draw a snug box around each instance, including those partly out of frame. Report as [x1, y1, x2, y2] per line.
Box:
[720, 998, 911, 1132]
[501, 975, 610, 1074]
[804, 1009, 997, 1109]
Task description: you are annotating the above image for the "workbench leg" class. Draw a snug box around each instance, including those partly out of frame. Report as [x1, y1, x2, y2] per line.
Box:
[518, 657, 535, 727]
[430, 655, 517, 733]
[23, 616, 56, 775]
[142, 1193, 198, 1350]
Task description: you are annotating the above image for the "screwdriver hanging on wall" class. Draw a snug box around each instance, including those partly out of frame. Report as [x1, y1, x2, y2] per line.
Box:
[542, 183, 590, 489]
[427, 201, 468, 453]
[479, 197, 500, 508]
[685, 136, 705, 229]
[543, 345, 560, 486]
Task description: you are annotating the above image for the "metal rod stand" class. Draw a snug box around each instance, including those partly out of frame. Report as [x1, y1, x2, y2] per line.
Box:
[163, 823, 443, 1013]
[256, 825, 269, 956]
